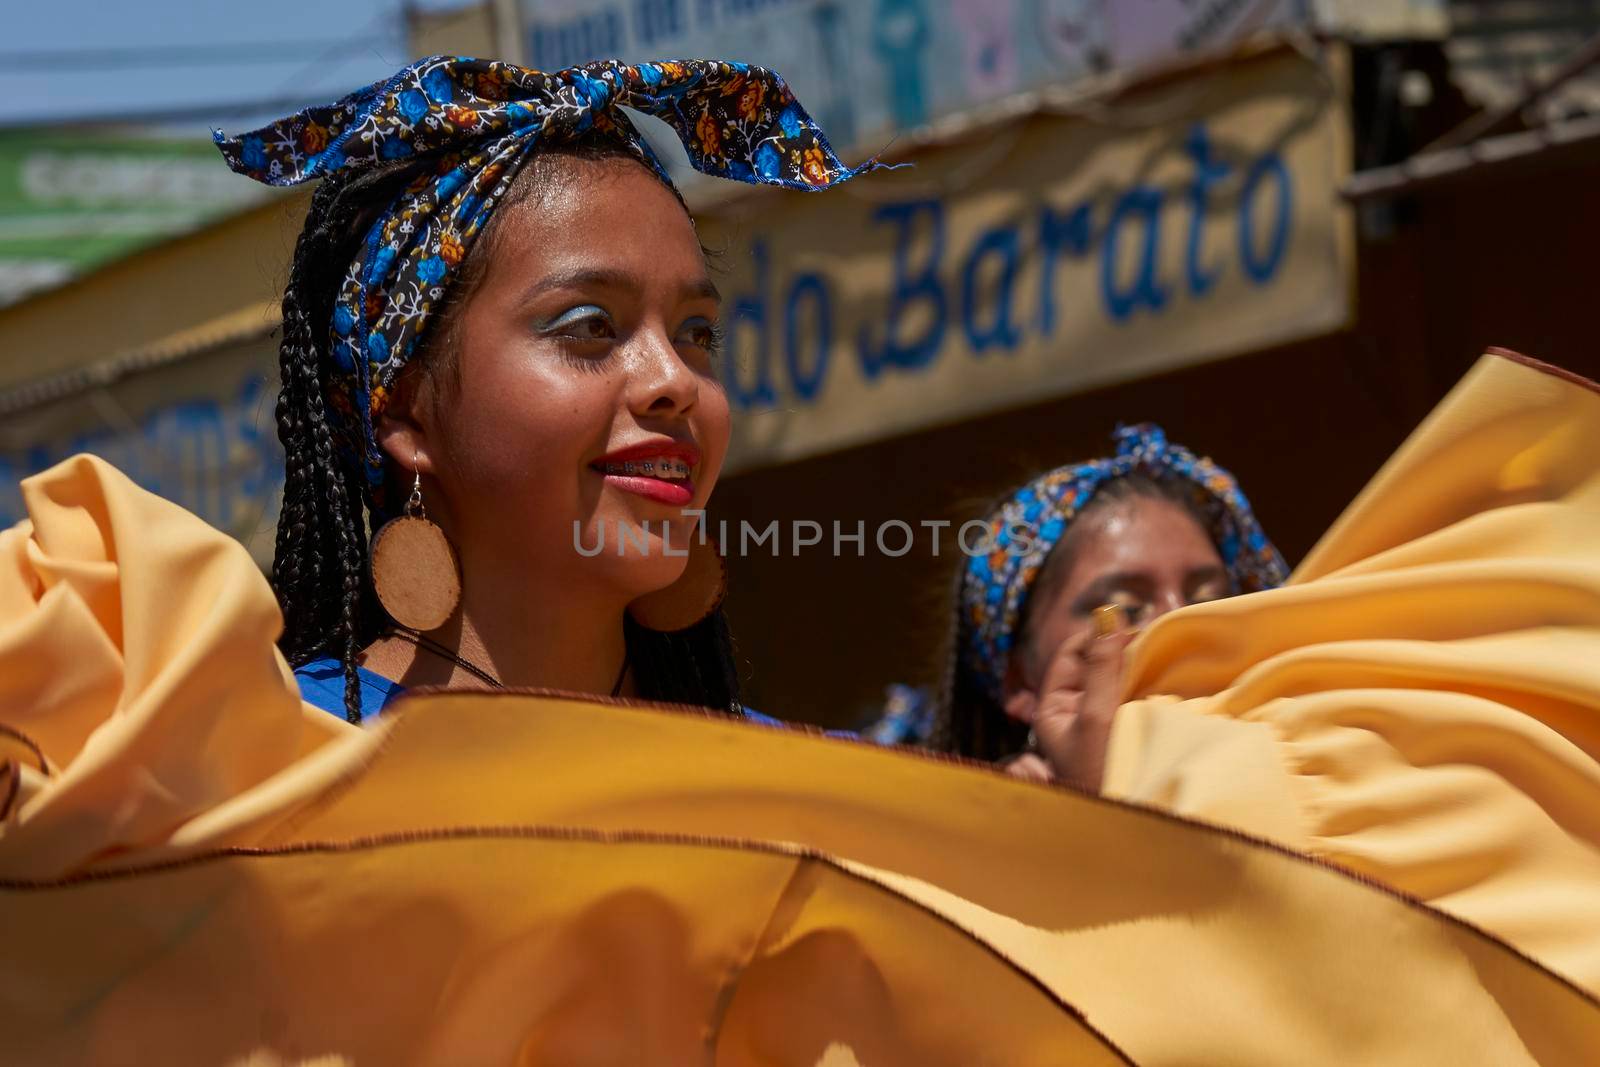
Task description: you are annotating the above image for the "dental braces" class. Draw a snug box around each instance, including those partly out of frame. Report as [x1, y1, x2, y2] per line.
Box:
[602, 459, 692, 477]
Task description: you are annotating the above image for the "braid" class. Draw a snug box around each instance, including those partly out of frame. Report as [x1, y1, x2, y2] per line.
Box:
[929, 566, 1027, 760]
[273, 163, 422, 722]
[625, 609, 742, 712]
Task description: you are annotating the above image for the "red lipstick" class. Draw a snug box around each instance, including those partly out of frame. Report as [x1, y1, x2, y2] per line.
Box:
[590, 439, 700, 507]
[592, 440, 701, 466]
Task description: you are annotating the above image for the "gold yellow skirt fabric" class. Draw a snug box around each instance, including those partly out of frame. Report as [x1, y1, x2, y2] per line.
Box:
[2, 351, 1598, 1064]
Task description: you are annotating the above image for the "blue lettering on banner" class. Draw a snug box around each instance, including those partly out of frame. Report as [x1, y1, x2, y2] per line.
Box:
[713, 121, 1299, 413]
[856, 199, 947, 379]
[783, 273, 832, 400]
[0, 446, 49, 534]
[960, 226, 1023, 355]
[726, 239, 778, 407]
[234, 374, 274, 513]
[1183, 123, 1230, 297]
[1100, 185, 1169, 322]
[632, 0, 685, 46]
[145, 400, 229, 524]
[0, 372, 284, 542]
[1036, 201, 1092, 335]
[1239, 150, 1292, 284]
[527, 7, 626, 69]
[528, 0, 810, 59]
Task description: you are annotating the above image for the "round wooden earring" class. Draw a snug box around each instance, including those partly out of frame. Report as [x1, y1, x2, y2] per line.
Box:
[627, 520, 728, 633]
[370, 471, 461, 631]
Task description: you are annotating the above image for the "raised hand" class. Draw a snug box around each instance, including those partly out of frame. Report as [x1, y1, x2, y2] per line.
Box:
[1003, 605, 1133, 792]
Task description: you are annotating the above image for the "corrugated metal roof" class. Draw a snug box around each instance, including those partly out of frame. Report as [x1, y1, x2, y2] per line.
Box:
[0, 299, 279, 416]
[1342, 109, 1600, 198]
[1447, 0, 1600, 115]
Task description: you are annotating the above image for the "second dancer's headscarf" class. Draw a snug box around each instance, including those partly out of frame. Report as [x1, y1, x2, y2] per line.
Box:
[216, 56, 885, 501]
[959, 424, 1288, 704]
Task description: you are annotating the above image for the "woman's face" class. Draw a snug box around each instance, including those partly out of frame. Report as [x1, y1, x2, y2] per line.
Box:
[1012, 495, 1228, 692]
[380, 155, 730, 603]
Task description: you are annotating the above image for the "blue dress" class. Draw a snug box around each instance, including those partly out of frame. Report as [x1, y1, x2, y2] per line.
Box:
[293, 657, 406, 722]
[293, 655, 791, 728]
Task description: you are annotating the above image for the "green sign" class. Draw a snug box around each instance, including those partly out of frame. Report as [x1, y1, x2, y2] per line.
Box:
[0, 130, 272, 306]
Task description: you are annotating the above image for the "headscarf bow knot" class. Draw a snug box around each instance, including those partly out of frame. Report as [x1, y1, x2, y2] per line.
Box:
[216, 56, 882, 500]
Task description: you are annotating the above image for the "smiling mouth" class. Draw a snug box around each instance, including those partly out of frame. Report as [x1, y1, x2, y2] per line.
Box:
[594, 458, 692, 480]
[590, 453, 697, 506]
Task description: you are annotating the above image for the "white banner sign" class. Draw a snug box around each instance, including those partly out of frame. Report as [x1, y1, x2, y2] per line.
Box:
[699, 47, 1353, 471]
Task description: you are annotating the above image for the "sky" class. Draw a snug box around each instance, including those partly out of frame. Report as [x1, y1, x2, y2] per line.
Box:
[0, 0, 471, 135]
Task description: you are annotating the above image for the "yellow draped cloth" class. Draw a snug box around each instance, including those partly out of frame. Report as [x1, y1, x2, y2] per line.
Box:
[1109, 350, 1600, 994]
[1, 350, 1598, 1064]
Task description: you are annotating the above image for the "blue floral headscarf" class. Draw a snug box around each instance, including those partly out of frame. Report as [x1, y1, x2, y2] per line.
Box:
[959, 424, 1288, 704]
[215, 55, 883, 504]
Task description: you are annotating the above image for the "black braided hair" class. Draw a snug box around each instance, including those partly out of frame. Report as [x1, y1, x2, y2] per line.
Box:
[625, 610, 742, 710]
[272, 135, 741, 722]
[929, 472, 1209, 761]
